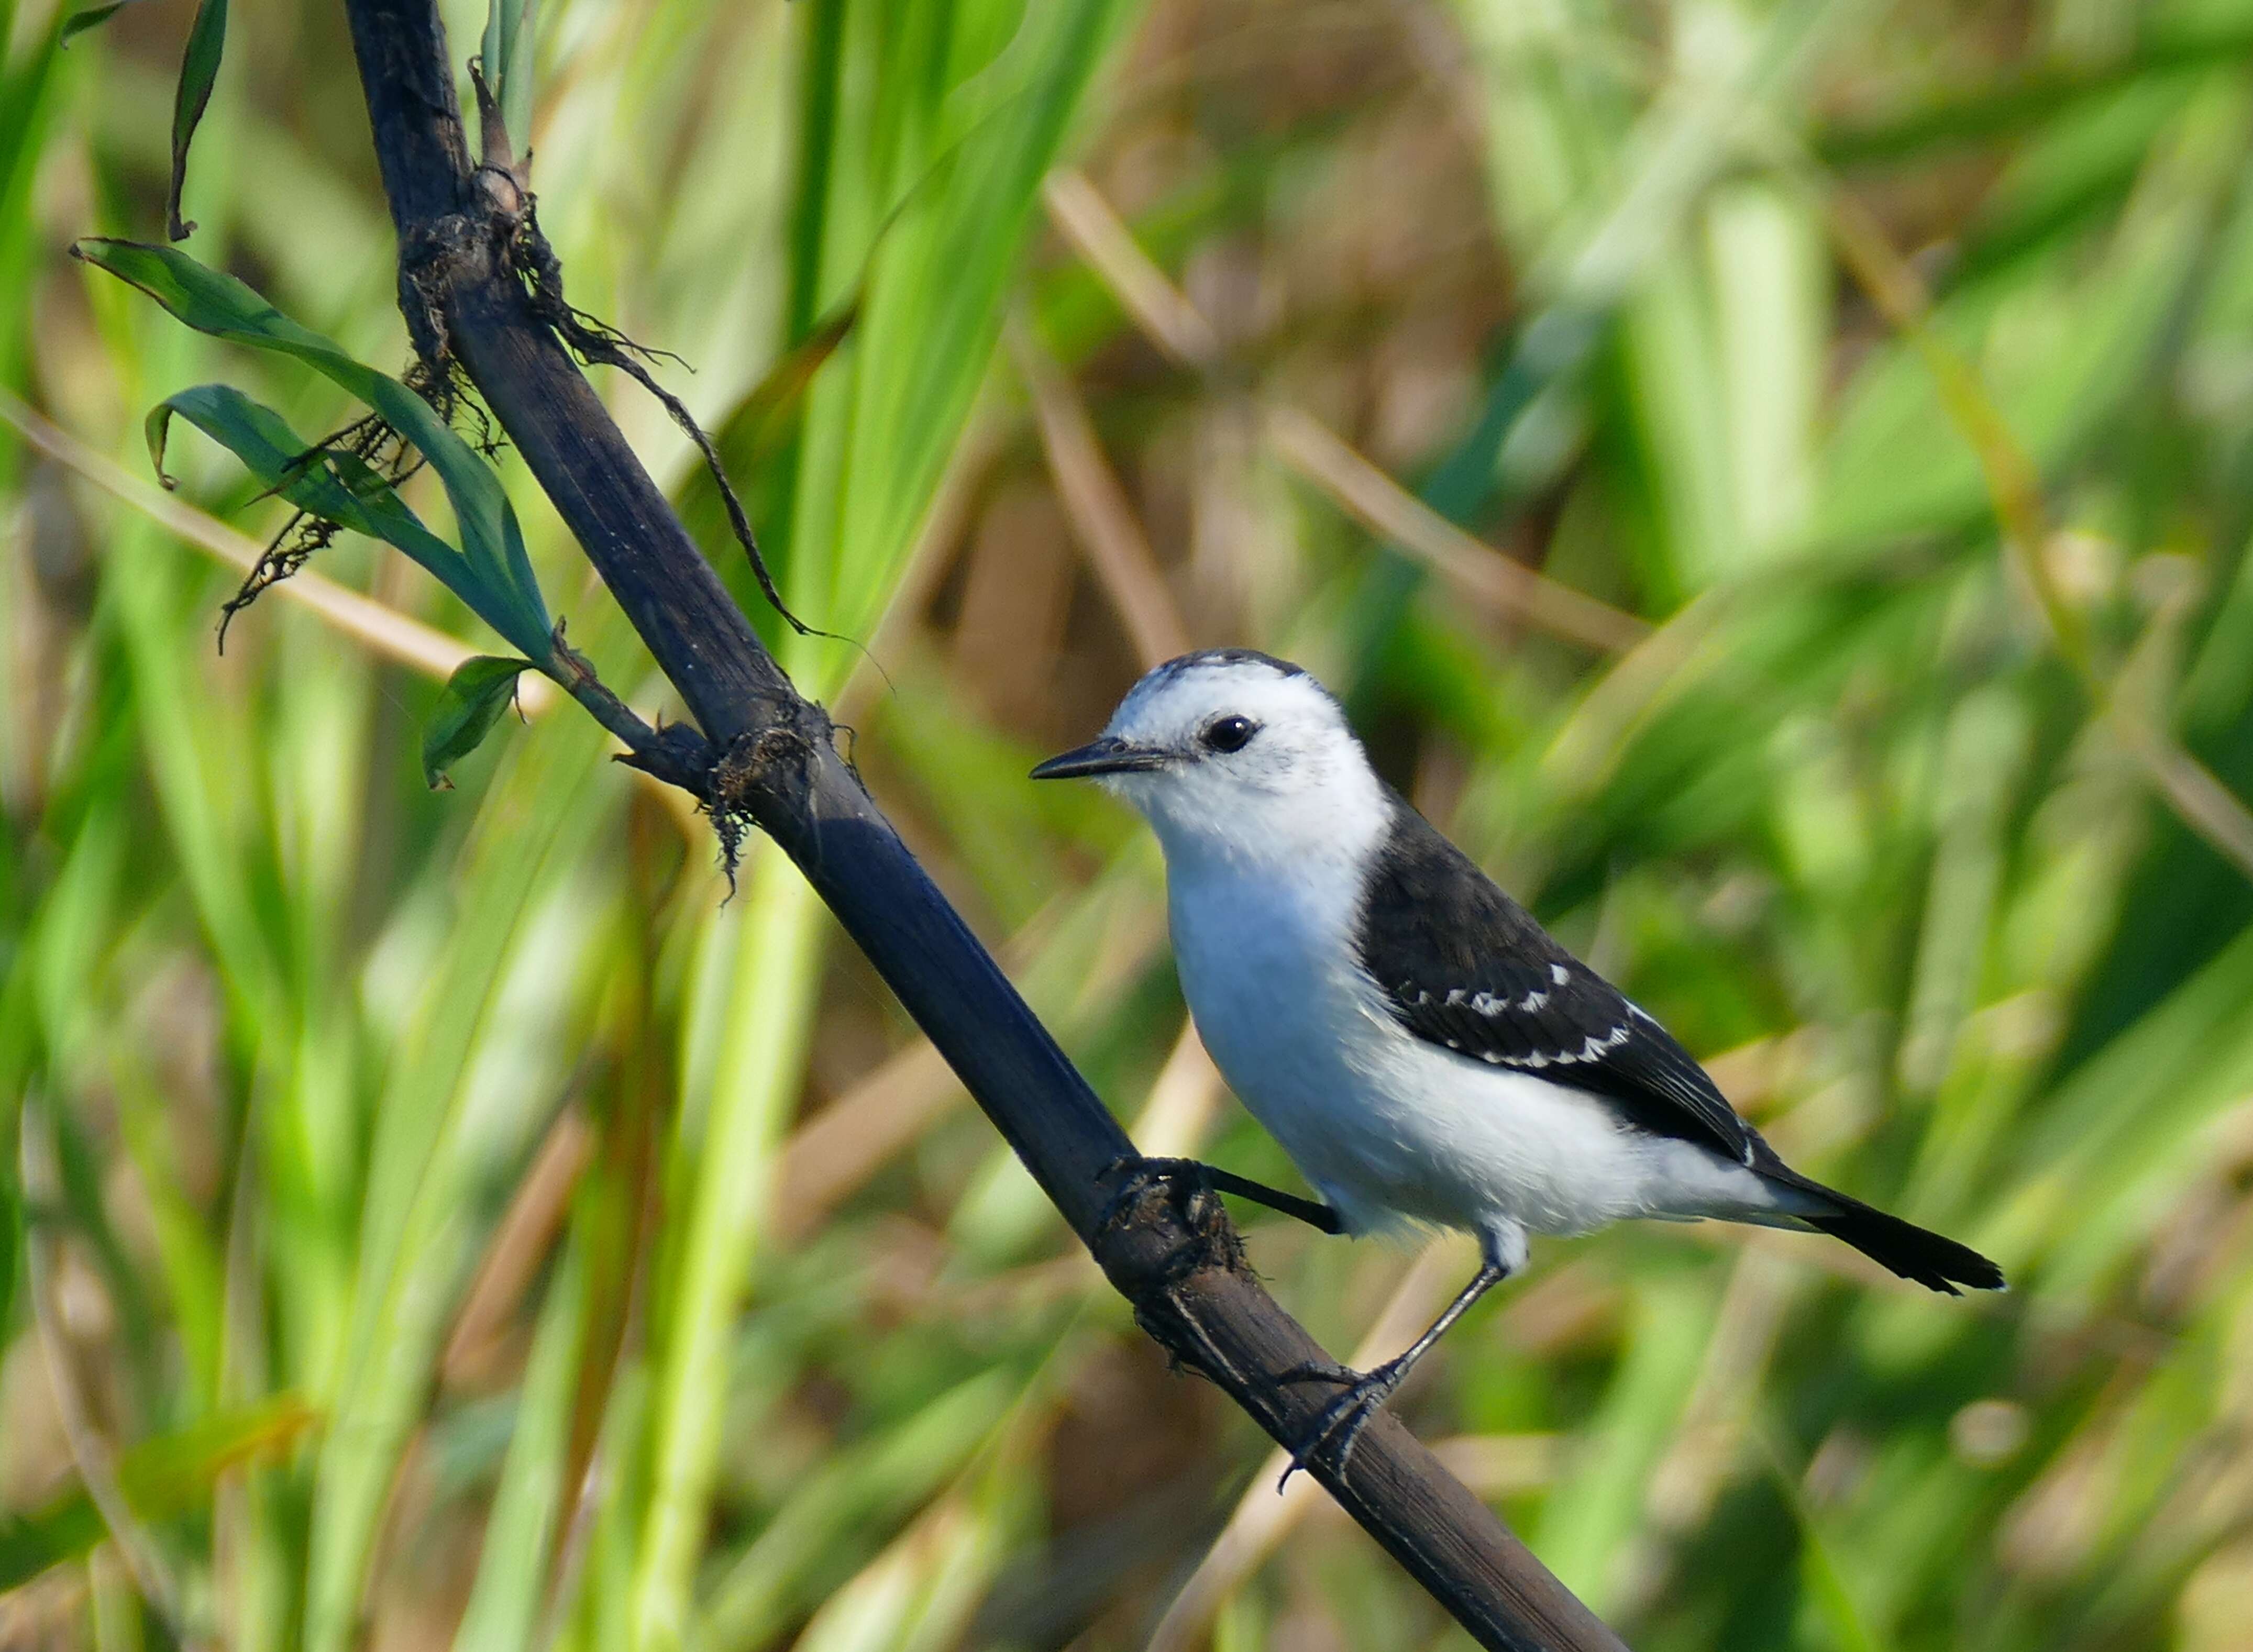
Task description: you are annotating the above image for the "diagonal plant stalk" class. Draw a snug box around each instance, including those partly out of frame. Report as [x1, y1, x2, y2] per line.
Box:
[0, 387, 499, 686]
[1008, 313, 1192, 669]
[325, 0, 1626, 1646]
[1148, 1241, 1473, 1652]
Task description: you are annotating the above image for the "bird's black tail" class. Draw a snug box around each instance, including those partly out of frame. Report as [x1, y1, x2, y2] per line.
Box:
[1764, 1168, 2005, 1294]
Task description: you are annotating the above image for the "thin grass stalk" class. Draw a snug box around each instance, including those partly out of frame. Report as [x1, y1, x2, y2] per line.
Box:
[1008, 313, 1190, 667]
[0, 389, 501, 688]
[302, 707, 616, 1652]
[451, 1239, 589, 1652]
[629, 850, 824, 1652]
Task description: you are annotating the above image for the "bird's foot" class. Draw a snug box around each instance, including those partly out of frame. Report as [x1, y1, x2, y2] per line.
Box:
[1275, 1356, 1411, 1489]
[1095, 1155, 1219, 1243]
[1093, 1156, 1249, 1390]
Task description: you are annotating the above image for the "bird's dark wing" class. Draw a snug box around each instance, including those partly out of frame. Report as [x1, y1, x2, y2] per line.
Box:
[1353, 797, 1756, 1165]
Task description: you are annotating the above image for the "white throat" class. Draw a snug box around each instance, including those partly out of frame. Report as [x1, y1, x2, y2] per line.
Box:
[1087, 651, 1395, 890]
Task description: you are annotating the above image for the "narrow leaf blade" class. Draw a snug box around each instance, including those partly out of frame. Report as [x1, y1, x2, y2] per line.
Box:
[165, 0, 226, 240]
[480, 0, 537, 157]
[0, 1395, 315, 1592]
[79, 239, 556, 659]
[422, 656, 535, 789]
[60, 2, 130, 45]
[146, 383, 469, 584]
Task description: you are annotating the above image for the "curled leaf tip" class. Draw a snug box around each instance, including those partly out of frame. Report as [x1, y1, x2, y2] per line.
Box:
[60, 2, 132, 46]
[89, 243, 556, 659]
[422, 655, 536, 789]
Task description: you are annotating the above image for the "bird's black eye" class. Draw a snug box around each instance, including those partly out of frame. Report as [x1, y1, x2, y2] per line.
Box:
[1202, 715, 1257, 753]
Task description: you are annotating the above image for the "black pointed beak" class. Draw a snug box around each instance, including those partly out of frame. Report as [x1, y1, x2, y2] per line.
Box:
[1029, 737, 1168, 780]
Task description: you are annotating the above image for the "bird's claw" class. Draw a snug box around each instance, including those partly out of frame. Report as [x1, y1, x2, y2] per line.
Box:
[1275, 1355, 1355, 1387]
[1092, 1156, 1247, 1390]
[1095, 1155, 1215, 1240]
[1276, 1356, 1408, 1490]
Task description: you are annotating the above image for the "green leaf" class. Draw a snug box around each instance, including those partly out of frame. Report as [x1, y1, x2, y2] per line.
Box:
[726, 301, 857, 469]
[78, 238, 556, 661]
[696, 1369, 1017, 1650]
[305, 686, 618, 1652]
[60, 2, 130, 44]
[480, 0, 537, 158]
[148, 383, 466, 578]
[1811, 28, 2253, 169]
[680, 299, 857, 558]
[0, 1491, 102, 1594]
[768, 0, 1140, 697]
[166, 0, 225, 240]
[422, 656, 535, 790]
[449, 1238, 584, 1652]
[0, 1395, 316, 1592]
[0, 9, 69, 367]
[630, 857, 826, 1651]
[0, 1169, 17, 1357]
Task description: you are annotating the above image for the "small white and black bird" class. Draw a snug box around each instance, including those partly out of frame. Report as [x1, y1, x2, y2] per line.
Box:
[1033, 649, 2002, 1470]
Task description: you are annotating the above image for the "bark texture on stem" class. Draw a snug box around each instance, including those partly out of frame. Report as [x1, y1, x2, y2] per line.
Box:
[338, 3, 1628, 1645]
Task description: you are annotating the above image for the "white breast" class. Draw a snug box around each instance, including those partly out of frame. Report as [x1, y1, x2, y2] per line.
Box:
[1163, 849, 1785, 1249]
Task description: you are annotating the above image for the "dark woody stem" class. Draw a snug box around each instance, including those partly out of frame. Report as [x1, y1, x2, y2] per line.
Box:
[338, 3, 1626, 1645]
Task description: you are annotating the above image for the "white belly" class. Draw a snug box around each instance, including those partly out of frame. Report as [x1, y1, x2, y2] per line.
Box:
[1167, 863, 1785, 1248]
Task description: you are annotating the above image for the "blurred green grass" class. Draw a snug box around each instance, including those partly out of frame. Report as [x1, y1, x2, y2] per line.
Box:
[8, 0, 2253, 1648]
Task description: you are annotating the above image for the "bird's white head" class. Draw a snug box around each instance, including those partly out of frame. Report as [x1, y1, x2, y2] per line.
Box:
[1031, 650, 1389, 871]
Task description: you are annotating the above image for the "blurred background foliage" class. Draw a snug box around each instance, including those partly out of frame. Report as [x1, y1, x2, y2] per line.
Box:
[7, 0, 2253, 1647]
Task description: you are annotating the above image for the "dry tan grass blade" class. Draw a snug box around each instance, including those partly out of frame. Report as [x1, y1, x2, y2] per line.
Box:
[1041, 169, 1648, 656]
[0, 389, 540, 699]
[1008, 316, 1192, 669]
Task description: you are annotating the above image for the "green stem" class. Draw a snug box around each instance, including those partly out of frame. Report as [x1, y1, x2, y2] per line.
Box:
[629, 850, 824, 1652]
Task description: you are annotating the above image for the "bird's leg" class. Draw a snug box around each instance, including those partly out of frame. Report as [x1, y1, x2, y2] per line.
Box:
[1276, 1258, 1509, 1488]
[1096, 1156, 1341, 1237]
[1197, 1166, 1343, 1234]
